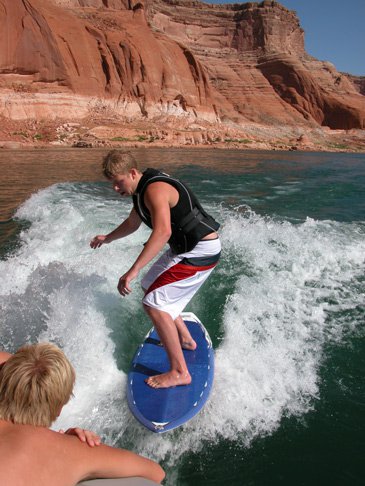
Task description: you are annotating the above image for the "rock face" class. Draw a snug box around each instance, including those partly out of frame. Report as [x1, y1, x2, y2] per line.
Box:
[0, 0, 364, 129]
[345, 74, 365, 96]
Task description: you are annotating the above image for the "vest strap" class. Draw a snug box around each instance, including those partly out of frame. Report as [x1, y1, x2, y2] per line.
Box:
[179, 207, 204, 232]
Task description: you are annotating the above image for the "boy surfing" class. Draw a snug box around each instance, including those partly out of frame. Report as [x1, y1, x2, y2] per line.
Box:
[91, 150, 220, 389]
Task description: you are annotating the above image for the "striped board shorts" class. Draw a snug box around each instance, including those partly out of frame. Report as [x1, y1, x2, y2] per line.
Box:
[141, 238, 221, 320]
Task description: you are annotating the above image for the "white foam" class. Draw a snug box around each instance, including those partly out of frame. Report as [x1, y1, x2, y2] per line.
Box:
[0, 183, 364, 477]
[0, 183, 148, 436]
[204, 209, 364, 445]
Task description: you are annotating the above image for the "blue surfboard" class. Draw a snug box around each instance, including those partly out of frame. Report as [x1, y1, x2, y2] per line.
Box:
[127, 312, 214, 433]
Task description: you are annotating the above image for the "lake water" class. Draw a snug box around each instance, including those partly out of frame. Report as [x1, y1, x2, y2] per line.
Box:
[0, 148, 364, 485]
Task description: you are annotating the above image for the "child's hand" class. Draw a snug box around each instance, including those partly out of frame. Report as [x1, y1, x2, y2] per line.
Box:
[59, 427, 102, 447]
[90, 235, 108, 248]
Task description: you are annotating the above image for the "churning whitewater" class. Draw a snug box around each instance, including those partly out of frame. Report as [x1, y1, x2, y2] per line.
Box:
[0, 181, 364, 470]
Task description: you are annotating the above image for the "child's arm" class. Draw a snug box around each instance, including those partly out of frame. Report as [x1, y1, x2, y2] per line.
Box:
[60, 433, 165, 484]
[90, 208, 141, 249]
[77, 443, 165, 484]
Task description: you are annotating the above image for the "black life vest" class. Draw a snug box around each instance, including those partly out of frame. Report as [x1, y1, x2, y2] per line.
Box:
[132, 168, 220, 254]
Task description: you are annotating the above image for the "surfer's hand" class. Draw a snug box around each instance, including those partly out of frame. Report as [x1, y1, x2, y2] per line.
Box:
[59, 427, 102, 447]
[118, 267, 139, 296]
[90, 235, 108, 249]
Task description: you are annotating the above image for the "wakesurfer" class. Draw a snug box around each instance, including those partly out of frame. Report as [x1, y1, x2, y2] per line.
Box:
[90, 150, 221, 389]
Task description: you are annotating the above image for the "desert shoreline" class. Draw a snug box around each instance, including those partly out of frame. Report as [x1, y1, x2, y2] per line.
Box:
[1, 118, 364, 153]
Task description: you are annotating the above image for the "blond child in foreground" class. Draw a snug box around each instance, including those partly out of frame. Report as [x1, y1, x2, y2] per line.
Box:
[0, 344, 164, 486]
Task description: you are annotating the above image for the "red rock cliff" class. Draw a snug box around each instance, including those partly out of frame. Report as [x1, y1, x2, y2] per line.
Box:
[0, 0, 364, 129]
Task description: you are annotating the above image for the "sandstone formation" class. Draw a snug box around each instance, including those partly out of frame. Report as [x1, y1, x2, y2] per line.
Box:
[345, 74, 365, 97]
[0, 0, 364, 150]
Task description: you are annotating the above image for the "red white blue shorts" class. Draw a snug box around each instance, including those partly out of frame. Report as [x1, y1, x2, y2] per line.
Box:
[141, 238, 221, 320]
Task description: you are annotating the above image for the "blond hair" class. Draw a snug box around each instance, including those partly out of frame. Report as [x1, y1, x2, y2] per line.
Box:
[102, 150, 139, 178]
[0, 343, 75, 427]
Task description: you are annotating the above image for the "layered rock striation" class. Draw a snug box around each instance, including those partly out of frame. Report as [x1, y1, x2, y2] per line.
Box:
[0, 0, 364, 130]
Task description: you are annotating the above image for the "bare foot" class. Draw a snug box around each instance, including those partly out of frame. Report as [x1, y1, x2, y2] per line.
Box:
[174, 316, 197, 351]
[157, 339, 197, 351]
[180, 339, 197, 351]
[145, 371, 192, 389]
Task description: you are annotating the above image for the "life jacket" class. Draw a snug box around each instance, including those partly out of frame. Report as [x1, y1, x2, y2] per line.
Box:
[132, 168, 220, 254]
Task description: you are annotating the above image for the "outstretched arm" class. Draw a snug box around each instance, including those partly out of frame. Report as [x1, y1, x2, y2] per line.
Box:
[64, 436, 165, 484]
[90, 208, 142, 249]
[86, 446, 165, 484]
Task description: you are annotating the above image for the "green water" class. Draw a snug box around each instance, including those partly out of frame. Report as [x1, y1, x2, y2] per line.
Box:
[168, 152, 365, 485]
[0, 149, 364, 485]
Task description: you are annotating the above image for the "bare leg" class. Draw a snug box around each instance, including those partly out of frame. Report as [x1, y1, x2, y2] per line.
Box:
[174, 315, 197, 350]
[144, 305, 192, 388]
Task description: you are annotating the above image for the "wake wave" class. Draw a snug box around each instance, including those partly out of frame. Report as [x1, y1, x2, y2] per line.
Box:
[0, 183, 364, 474]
